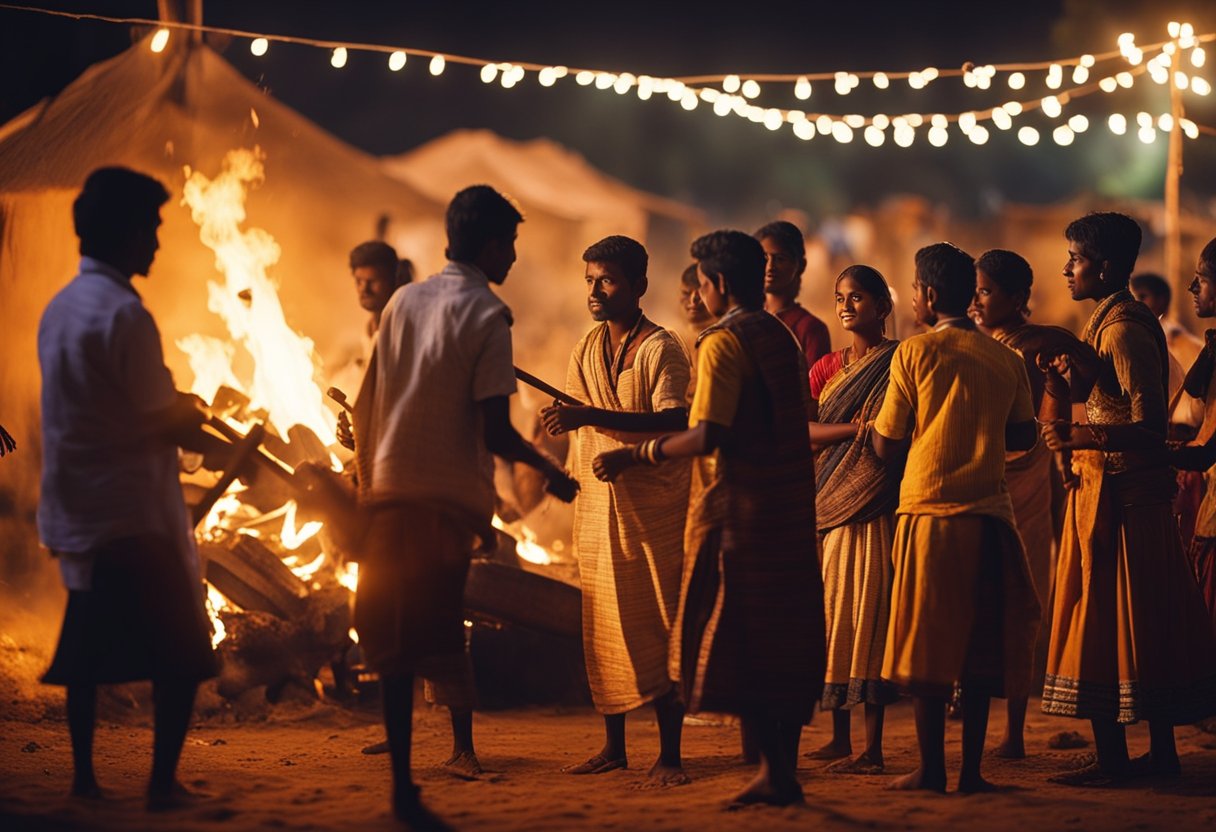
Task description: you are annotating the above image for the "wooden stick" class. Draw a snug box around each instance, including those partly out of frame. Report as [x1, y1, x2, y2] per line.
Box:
[514, 366, 583, 406]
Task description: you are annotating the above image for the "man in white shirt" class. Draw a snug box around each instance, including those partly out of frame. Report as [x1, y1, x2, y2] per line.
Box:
[38, 167, 222, 809]
[346, 185, 578, 828]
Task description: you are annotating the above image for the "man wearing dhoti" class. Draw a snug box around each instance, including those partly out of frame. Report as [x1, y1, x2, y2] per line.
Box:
[1041, 213, 1216, 787]
[593, 230, 824, 807]
[340, 185, 578, 827]
[873, 242, 1041, 794]
[541, 235, 692, 785]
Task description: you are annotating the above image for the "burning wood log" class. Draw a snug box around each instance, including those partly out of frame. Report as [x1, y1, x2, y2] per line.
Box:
[201, 535, 309, 620]
[464, 560, 581, 640]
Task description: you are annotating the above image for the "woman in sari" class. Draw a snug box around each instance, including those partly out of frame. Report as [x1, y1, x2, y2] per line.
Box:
[804, 265, 901, 774]
[971, 248, 1095, 758]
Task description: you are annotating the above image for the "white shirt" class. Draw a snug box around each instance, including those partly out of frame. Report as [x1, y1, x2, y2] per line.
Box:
[364, 262, 517, 522]
[37, 257, 197, 588]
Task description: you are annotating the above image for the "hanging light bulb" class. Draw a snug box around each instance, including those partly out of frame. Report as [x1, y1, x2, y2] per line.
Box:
[1046, 64, 1063, 89]
[1052, 125, 1075, 145]
[873, 72, 890, 89]
[575, 70, 594, 86]
[1004, 101, 1024, 116]
[1158, 113, 1175, 131]
[1108, 113, 1127, 134]
[680, 90, 698, 111]
[816, 115, 834, 135]
[1080, 54, 1096, 68]
[991, 108, 1013, 130]
[1099, 77, 1118, 93]
[1174, 71, 1190, 89]
[1116, 71, 1135, 88]
[969, 125, 990, 144]
[250, 38, 269, 57]
[388, 50, 407, 71]
[1017, 125, 1040, 145]
[723, 75, 741, 93]
[331, 47, 348, 69]
[794, 76, 812, 100]
[1192, 77, 1212, 96]
[1138, 125, 1156, 144]
[959, 111, 978, 133]
[928, 125, 949, 146]
[763, 109, 783, 130]
[1136, 111, 1153, 128]
[480, 63, 499, 84]
[1168, 21, 1182, 38]
[150, 28, 170, 53]
[1008, 72, 1026, 90]
[872, 113, 890, 129]
[864, 126, 885, 146]
[1068, 114, 1089, 132]
[1193, 47, 1207, 68]
[429, 55, 445, 75]
[831, 122, 854, 143]
[1072, 65, 1089, 84]
[793, 120, 816, 140]
[1040, 96, 1062, 118]
[741, 79, 762, 99]
[908, 72, 926, 90]
[1180, 118, 1200, 139]
[538, 66, 557, 87]
[893, 124, 915, 147]
[845, 113, 866, 128]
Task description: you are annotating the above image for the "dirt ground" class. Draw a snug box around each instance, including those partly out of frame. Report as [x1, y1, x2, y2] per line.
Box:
[4, 604, 1216, 831]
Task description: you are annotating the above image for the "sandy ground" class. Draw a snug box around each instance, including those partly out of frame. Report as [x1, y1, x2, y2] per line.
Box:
[4, 602, 1216, 831]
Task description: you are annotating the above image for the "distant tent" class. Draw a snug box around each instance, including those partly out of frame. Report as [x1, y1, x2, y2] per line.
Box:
[0, 35, 444, 575]
[382, 129, 706, 391]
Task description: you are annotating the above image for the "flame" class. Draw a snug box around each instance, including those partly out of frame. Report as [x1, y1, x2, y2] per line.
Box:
[179, 147, 336, 446]
[337, 561, 359, 593]
[280, 500, 322, 551]
[206, 583, 237, 648]
[492, 515, 553, 565]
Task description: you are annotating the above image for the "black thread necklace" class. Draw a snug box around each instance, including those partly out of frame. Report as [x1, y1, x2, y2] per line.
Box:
[603, 310, 647, 389]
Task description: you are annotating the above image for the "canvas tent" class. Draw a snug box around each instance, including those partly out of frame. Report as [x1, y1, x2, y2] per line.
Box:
[382, 129, 706, 392]
[0, 35, 444, 577]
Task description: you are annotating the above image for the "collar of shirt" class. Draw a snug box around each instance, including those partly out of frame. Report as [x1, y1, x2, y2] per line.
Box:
[933, 315, 972, 332]
[441, 261, 491, 285]
[79, 256, 139, 297]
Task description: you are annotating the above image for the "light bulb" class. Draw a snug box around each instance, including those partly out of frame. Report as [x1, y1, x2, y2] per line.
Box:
[429, 55, 445, 75]
[793, 120, 816, 140]
[331, 47, 348, 69]
[1193, 47, 1207, 68]
[872, 113, 890, 129]
[816, 115, 834, 135]
[1138, 125, 1156, 144]
[1181, 118, 1199, 139]
[723, 75, 741, 93]
[763, 109, 783, 130]
[576, 70, 594, 86]
[538, 67, 557, 87]
[1080, 54, 1096, 68]
[1017, 125, 1040, 145]
[1108, 113, 1127, 134]
[250, 38, 269, 57]
[1192, 77, 1212, 95]
[1136, 111, 1153, 128]
[928, 125, 948, 146]
[908, 72, 926, 90]
[741, 79, 761, 99]
[959, 112, 978, 133]
[150, 28, 169, 53]
[1099, 77, 1118, 93]
[864, 126, 885, 146]
[894, 125, 915, 147]
[1168, 21, 1181, 38]
[845, 113, 866, 128]
[1004, 101, 1024, 116]
[1008, 71, 1026, 90]
[1041, 96, 1062, 118]
[1053, 125, 1075, 145]
[1158, 113, 1174, 131]
[1174, 71, 1190, 89]
[480, 63, 498, 83]
[873, 72, 890, 89]
[680, 90, 698, 111]
[832, 122, 854, 143]
[969, 125, 990, 144]
[795, 76, 812, 100]
[388, 50, 406, 71]
[1116, 71, 1134, 88]
[992, 108, 1013, 130]
[1068, 114, 1089, 132]
[1072, 65, 1089, 84]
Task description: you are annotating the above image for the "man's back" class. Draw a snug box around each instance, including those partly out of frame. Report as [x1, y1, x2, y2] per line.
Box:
[876, 326, 1033, 521]
[365, 262, 517, 522]
[38, 258, 184, 555]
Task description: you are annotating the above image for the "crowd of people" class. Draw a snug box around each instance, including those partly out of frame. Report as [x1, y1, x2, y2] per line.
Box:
[30, 166, 1216, 831]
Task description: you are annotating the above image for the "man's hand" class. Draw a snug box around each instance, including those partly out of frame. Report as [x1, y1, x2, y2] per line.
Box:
[0, 423, 15, 457]
[1041, 420, 1097, 451]
[540, 402, 589, 436]
[1037, 351, 1070, 401]
[592, 448, 638, 483]
[543, 467, 580, 502]
[336, 410, 355, 451]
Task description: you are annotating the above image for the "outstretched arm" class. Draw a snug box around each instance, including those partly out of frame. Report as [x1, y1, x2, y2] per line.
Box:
[592, 421, 730, 482]
[540, 402, 688, 438]
[482, 396, 578, 502]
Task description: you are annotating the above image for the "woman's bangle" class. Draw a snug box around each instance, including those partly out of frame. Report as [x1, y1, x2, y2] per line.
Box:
[631, 438, 667, 466]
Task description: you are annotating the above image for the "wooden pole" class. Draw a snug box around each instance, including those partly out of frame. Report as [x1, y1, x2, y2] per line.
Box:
[1165, 66, 1185, 321]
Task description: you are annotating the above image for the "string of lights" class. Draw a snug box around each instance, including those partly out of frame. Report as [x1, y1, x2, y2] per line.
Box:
[1, 2, 1212, 150]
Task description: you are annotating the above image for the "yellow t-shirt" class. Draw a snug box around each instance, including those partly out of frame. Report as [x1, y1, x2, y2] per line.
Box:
[689, 329, 752, 428]
[874, 326, 1034, 522]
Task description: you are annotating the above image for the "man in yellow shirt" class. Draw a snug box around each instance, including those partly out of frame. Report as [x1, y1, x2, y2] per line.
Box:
[872, 242, 1040, 793]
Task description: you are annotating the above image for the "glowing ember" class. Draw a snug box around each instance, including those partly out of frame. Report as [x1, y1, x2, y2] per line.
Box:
[205, 583, 237, 648]
[337, 562, 359, 593]
[280, 500, 323, 551]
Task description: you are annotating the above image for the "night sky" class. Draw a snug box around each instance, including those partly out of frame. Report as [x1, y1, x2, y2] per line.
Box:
[2, 0, 1215, 221]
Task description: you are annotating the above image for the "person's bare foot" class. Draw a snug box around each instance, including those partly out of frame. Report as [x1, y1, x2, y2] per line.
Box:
[440, 750, 483, 780]
[887, 767, 947, 793]
[992, 737, 1025, 759]
[562, 752, 627, 775]
[728, 771, 804, 808]
[958, 773, 1000, 793]
[826, 752, 884, 775]
[804, 739, 851, 761]
[643, 758, 691, 787]
[147, 780, 212, 812]
[361, 739, 390, 755]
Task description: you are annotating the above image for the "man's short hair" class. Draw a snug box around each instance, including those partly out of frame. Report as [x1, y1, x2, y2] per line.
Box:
[915, 242, 976, 314]
[397, 258, 415, 287]
[73, 167, 169, 258]
[583, 235, 648, 287]
[1130, 272, 1170, 303]
[680, 262, 700, 288]
[1065, 212, 1142, 278]
[977, 249, 1034, 298]
[754, 220, 806, 261]
[349, 240, 398, 274]
[691, 230, 766, 309]
[445, 185, 524, 262]
[1202, 238, 1216, 272]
